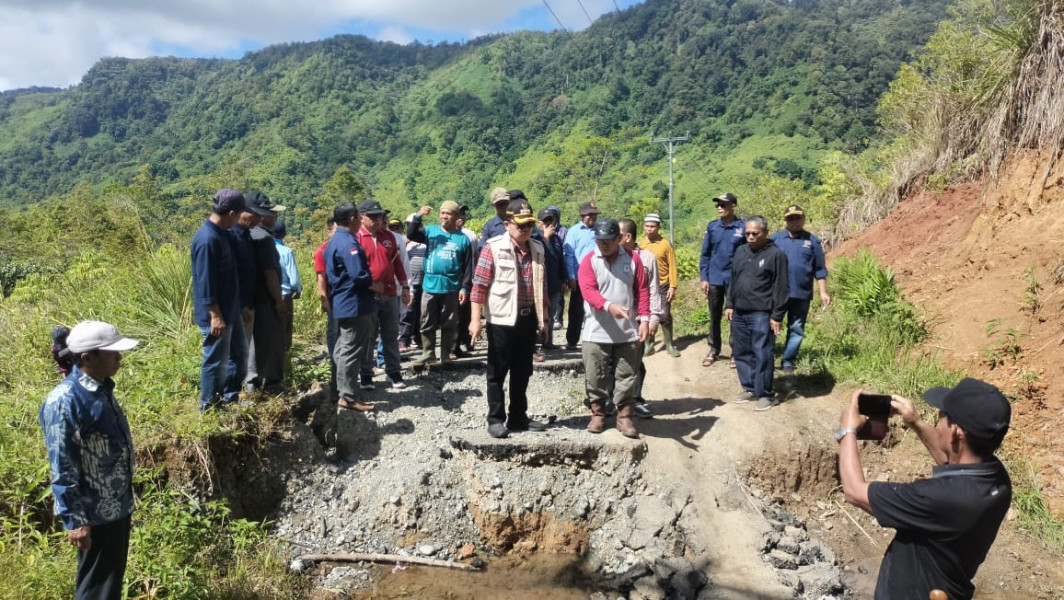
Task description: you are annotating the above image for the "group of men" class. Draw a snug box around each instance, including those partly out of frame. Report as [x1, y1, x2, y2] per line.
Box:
[40, 185, 1017, 600]
[190, 189, 303, 411]
[698, 193, 831, 412]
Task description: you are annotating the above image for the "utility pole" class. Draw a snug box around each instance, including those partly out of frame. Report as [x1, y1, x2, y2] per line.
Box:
[651, 132, 689, 244]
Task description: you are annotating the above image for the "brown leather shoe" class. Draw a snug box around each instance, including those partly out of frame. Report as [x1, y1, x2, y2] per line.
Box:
[616, 404, 640, 439]
[586, 402, 606, 434]
[338, 397, 374, 411]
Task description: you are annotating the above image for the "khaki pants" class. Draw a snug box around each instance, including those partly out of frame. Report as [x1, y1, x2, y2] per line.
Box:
[582, 340, 642, 407]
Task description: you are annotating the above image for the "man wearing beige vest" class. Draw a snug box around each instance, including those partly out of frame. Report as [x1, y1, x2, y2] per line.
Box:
[470, 198, 550, 438]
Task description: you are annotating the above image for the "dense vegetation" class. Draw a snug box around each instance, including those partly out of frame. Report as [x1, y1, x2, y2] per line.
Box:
[0, 0, 949, 243]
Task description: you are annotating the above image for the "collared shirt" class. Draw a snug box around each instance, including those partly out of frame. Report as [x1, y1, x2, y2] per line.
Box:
[191, 219, 241, 328]
[868, 460, 1012, 600]
[274, 239, 303, 297]
[699, 217, 746, 285]
[356, 227, 408, 297]
[563, 221, 597, 280]
[471, 238, 535, 309]
[39, 366, 135, 530]
[770, 230, 828, 300]
[324, 228, 375, 319]
[479, 215, 506, 245]
[639, 236, 679, 289]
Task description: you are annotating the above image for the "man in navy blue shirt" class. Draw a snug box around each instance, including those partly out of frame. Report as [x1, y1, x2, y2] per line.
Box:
[839, 379, 1012, 600]
[480, 187, 515, 245]
[191, 189, 245, 411]
[770, 205, 831, 374]
[699, 193, 745, 367]
[326, 202, 381, 411]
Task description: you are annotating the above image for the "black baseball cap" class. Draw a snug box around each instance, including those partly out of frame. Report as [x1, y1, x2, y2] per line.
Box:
[358, 200, 389, 216]
[242, 190, 273, 216]
[923, 378, 1011, 445]
[593, 218, 620, 240]
[579, 201, 600, 216]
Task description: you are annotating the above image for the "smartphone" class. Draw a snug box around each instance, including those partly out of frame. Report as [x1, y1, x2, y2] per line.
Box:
[856, 393, 892, 440]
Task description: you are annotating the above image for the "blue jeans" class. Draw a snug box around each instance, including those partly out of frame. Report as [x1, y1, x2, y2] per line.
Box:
[731, 310, 776, 398]
[199, 322, 233, 411]
[781, 298, 811, 369]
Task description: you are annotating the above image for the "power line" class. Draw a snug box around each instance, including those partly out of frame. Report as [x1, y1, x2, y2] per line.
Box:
[576, 0, 595, 25]
[541, 0, 568, 31]
[611, 0, 622, 11]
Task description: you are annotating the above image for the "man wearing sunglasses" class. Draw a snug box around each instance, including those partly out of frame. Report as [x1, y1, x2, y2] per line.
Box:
[469, 198, 550, 438]
[725, 216, 789, 411]
[357, 200, 411, 390]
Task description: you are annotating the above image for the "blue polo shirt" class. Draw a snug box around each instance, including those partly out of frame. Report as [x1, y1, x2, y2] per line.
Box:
[191, 219, 241, 328]
[564, 221, 597, 280]
[699, 217, 746, 286]
[771, 230, 828, 300]
[324, 228, 375, 319]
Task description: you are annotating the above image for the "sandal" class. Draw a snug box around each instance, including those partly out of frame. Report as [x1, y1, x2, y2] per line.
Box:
[338, 398, 374, 411]
[702, 352, 717, 367]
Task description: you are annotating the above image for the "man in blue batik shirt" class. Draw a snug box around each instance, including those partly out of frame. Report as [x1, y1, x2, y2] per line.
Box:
[770, 205, 830, 374]
[699, 193, 746, 367]
[40, 320, 139, 600]
[272, 220, 303, 353]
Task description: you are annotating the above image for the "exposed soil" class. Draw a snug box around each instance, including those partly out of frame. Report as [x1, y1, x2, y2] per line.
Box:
[835, 150, 1064, 520]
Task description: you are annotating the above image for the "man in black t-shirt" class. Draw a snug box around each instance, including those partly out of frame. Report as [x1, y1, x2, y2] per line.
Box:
[837, 378, 1012, 600]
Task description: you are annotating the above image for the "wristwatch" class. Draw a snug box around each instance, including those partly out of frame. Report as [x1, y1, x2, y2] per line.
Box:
[834, 428, 857, 442]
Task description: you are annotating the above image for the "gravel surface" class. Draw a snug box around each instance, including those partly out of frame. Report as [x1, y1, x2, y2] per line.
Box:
[268, 350, 843, 598]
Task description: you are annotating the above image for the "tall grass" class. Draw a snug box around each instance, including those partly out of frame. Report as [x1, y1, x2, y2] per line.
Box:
[0, 241, 305, 599]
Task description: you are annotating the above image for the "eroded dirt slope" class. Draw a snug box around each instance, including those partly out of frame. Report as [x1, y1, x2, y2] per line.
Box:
[834, 150, 1064, 519]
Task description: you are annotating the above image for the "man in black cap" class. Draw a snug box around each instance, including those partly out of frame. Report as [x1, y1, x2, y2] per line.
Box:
[469, 198, 550, 438]
[536, 206, 567, 350]
[563, 200, 601, 350]
[578, 218, 651, 439]
[243, 190, 288, 395]
[838, 379, 1012, 600]
[699, 192, 745, 367]
[356, 199, 410, 389]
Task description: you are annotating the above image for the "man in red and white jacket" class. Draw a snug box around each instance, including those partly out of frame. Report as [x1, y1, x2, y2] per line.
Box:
[356, 200, 411, 390]
[578, 218, 651, 439]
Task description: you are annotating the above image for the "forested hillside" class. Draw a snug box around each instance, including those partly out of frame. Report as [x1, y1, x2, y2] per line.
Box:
[0, 0, 947, 240]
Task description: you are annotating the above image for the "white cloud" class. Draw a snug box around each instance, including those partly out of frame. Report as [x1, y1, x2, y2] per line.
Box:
[0, 0, 633, 91]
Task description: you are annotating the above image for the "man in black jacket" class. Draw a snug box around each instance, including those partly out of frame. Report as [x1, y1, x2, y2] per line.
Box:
[726, 215, 789, 411]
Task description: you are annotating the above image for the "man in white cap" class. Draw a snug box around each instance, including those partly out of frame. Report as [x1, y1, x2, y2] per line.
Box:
[40, 320, 139, 600]
[639, 212, 679, 357]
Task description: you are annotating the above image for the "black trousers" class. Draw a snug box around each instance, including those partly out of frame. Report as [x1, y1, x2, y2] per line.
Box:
[76, 515, 131, 600]
[566, 285, 584, 347]
[455, 298, 472, 351]
[486, 313, 536, 426]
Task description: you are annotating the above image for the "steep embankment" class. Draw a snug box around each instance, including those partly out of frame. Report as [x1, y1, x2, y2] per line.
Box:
[835, 151, 1064, 519]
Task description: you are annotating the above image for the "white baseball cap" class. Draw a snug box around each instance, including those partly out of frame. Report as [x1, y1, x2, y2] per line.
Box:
[66, 321, 140, 353]
[644, 213, 662, 224]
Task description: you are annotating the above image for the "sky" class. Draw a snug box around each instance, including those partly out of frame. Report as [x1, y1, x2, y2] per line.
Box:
[0, 0, 644, 92]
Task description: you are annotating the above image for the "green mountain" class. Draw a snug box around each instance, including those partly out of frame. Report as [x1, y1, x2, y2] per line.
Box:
[0, 0, 949, 240]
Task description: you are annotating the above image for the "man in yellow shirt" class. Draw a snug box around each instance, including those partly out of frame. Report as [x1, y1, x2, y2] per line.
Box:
[639, 213, 680, 357]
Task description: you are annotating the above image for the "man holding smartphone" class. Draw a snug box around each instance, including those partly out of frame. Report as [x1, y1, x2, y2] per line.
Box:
[837, 379, 1012, 599]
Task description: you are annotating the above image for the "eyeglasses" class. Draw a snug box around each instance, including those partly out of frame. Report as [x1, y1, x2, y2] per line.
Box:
[744, 231, 763, 237]
[515, 222, 534, 231]
[785, 215, 804, 221]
